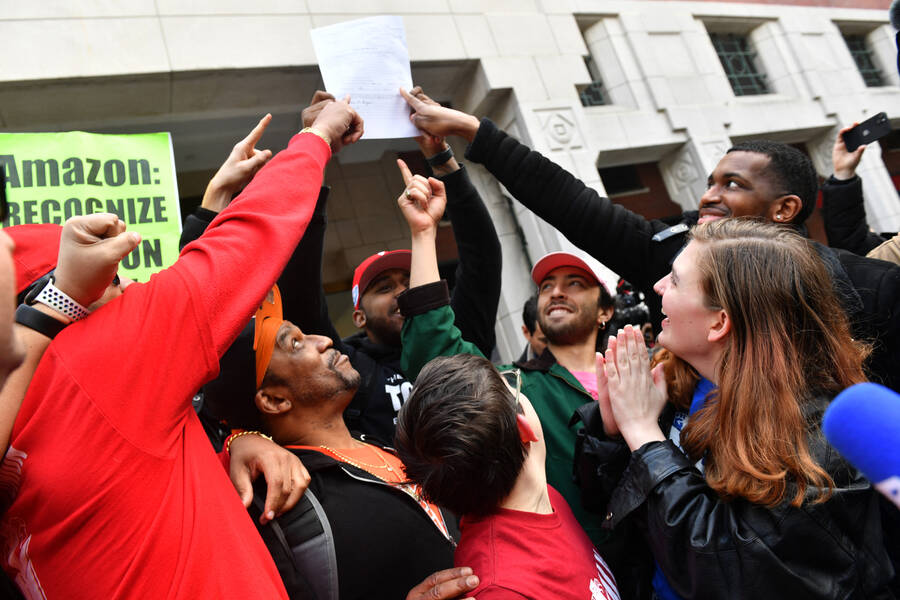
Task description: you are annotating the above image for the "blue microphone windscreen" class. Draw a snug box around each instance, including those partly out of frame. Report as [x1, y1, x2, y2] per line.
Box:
[823, 382, 900, 483]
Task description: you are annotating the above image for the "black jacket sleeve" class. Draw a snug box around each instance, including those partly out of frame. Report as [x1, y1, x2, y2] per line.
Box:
[605, 437, 893, 599]
[831, 247, 900, 393]
[179, 207, 218, 251]
[822, 175, 887, 256]
[276, 187, 343, 348]
[441, 165, 502, 357]
[464, 118, 686, 296]
[571, 401, 632, 515]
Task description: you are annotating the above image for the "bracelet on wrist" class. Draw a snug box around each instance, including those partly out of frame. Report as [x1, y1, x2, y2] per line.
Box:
[426, 146, 454, 168]
[300, 126, 332, 149]
[15, 304, 69, 339]
[225, 430, 273, 453]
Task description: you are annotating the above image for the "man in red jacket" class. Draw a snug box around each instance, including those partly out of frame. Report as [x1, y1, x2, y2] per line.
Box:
[0, 100, 363, 599]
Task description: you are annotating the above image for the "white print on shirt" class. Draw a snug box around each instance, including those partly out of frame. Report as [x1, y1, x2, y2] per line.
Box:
[0, 447, 46, 600]
[590, 549, 620, 600]
[3, 523, 46, 600]
[385, 374, 412, 412]
[0, 446, 26, 513]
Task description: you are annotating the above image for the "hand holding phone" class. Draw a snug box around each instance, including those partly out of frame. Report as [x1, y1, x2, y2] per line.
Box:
[842, 112, 891, 152]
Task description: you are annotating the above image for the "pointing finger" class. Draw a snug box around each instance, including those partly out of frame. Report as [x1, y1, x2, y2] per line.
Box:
[396, 159, 415, 186]
[400, 87, 424, 109]
[310, 90, 335, 104]
[243, 114, 272, 149]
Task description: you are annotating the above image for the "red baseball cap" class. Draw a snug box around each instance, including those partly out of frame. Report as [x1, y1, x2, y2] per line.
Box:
[351, 250, 411, 309]
[6, 224, 63, 295]
[531, 251, 610, 294]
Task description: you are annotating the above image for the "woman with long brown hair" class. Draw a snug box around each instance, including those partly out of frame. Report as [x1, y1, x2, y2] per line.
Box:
[586, 218, 895, 598]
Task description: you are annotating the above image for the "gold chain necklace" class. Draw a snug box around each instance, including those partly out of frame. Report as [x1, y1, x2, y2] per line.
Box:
[319, 443, 401, 482]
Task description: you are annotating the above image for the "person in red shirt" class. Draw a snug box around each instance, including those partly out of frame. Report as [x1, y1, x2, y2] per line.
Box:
[0, 99, 363, 599]
[396, 353, 619, 600]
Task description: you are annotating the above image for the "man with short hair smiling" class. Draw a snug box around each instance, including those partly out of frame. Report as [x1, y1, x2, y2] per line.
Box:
[400, 89, 900, 393]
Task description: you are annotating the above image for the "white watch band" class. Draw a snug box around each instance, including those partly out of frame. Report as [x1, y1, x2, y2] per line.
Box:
[33, 278, 90, 321]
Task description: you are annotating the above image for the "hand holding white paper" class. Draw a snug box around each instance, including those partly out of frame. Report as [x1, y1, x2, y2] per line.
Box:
[311, 16, 420, 140]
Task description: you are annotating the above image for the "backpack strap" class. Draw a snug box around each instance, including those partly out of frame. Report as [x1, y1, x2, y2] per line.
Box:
[251, 481, 339, 600]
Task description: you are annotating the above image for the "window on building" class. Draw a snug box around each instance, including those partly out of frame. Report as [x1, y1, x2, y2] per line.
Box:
[579, 56, 608, 107]
[597, 162, 682, 221]
[598, 164, 646, 197]
[843, 34, 884, 87]
[709, 33, 769, 96]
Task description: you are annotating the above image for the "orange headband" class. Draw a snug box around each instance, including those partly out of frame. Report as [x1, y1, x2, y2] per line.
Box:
[253, 284, 284, 389]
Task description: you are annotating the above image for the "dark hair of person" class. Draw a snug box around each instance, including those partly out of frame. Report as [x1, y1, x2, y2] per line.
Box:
[395, 354, 527, 517]
[681, 218, 868, 507]
[597, 279, 615, 312]
[727, 140, 819, 225]
[522, 293, 538, 334]
[202, 323, 266, 432]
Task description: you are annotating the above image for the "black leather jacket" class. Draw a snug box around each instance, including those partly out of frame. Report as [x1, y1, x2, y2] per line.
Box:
[573, 397, 897, 599]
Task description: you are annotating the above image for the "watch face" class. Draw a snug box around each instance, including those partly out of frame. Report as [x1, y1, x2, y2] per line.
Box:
[23, 271, 54, 306]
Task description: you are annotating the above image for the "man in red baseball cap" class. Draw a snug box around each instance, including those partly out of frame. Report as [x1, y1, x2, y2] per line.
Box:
[350, 249, 412, 348]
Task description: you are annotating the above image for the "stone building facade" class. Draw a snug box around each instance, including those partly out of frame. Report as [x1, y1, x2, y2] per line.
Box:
[1, 0, 898, 360]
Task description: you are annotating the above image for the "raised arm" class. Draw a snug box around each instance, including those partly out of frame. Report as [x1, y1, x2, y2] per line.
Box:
[396, 159, 484, 379]
[54, 102, 363, 454]
[177, 102, 342, 346]
[822, 123, 887, 255]
[407, 87, 502, 357]
[183, 99, 361, 375]
[400, 89, 680, 294]
[275, 91, 352, 346]
[179, 114, 274, 250]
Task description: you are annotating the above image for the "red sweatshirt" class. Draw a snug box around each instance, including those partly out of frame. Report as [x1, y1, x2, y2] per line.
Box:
[0, 132, 331, 599]
[455, 486, 619, 600]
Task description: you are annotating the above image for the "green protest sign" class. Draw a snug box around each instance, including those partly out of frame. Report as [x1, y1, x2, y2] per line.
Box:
[0, 131, 181, 282]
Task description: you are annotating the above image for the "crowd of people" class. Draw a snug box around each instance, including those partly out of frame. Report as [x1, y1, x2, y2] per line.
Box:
[0, 47, 899, 600]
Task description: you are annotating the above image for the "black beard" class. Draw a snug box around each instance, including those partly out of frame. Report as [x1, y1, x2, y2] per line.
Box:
[537, 309, 596, 346]
[364, 313, 403, 347]
[328, 351, 361, 391]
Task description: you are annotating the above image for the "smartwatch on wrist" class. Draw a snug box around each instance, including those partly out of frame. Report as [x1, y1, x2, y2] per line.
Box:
[426, 146, 454, 168]
[24, 270, 91, 322]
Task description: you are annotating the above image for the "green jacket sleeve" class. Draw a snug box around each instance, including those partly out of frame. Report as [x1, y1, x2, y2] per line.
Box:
[398, 280, 486, 381]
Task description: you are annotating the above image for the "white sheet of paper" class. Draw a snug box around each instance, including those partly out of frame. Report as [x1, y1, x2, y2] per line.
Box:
[311, 15, 420, 140]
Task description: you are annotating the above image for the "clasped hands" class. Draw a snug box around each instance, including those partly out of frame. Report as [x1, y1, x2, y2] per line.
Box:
[595, 325, 668, 451]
